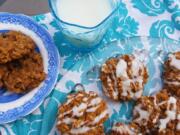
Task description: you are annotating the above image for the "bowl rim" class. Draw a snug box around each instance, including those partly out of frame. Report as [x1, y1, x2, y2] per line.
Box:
[48, 0, 120, 29]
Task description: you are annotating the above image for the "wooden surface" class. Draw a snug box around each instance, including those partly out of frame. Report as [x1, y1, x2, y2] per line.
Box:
[0, 0, 49, 15]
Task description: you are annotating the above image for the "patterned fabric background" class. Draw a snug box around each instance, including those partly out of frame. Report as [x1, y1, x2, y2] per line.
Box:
[0, 0, 180, 135]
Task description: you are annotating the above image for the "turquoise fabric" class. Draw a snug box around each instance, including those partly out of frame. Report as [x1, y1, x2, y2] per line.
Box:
[0, 0, 180, 135]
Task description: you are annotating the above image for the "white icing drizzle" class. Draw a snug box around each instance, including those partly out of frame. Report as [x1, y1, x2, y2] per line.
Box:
[86, 105, 99, 112]
[70, 126, 91, 134]
[89, 91, 97, 96]
[102, 85, 110, 97]
[66, 93, 84, 105]
[112, 124, 135, 135]
[83, 97, 88, 102]
[116, 59, 128, 79]
[62, 117, 73, 124]
[58, 92, 108, 133]
[112, 73, 119, 99]
[159, 97, 177, 131]
[92, 110, 108, 125]
[112, 89, 118, 99]
[121, 80, 131, 96]
[89, 97, 102, 106]
[107, 76, 112, 83]
[177, 114, 180, 130]
[169, 54, 180, 70]
[131, 58, 141, 76]
[59, 97, 89, 119]
[164, 80, 180, 86]
[72, 103, 87, 117]
[134, 88, 143, 99]
[134, 104, 150, 124]
[177, 123, 180, 131]
[121, 78, 143, 99]
[109, 63, 118, 99]
[65, 98, 74, 105]
[115, 56, 145, 99]
[57, 120, 61, 125]
[86, 97, 102, 112]
[157, 100, 167, 106]
[69, 125, 103, 134]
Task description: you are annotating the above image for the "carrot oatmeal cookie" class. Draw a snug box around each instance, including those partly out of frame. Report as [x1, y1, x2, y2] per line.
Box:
[154, 90, 180, 135]
[111, 122, 141, 135]
[100, 55, 148, 101]
[132, 96, 160, 133]
[57, 91, 109, 135]
[3, 51, 46, 93]
[163, 52, 180, 97]
[0, 31, 35, 64]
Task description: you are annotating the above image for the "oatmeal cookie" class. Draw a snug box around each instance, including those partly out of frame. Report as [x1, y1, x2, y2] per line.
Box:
[3, 51, 46, 93]
[57, 91, 109, 135]
[100, 55, 148, 101]
[154, 90, 179, 134]
[163, 52, 180, 97]
[111, 123, 140, 135]
[132, 96, 160, 133]
[0, 31, 35, 64]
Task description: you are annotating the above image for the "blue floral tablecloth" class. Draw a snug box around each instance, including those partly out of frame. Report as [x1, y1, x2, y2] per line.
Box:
[0, 0, 180, 135]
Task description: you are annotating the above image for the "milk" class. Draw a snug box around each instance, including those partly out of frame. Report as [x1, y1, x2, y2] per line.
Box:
[56, 0, 112, 27]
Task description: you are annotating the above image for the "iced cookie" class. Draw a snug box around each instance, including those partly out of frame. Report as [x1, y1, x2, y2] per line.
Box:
[154, 90, 180, 134]
[57, 91, 109, 135]
[133, 96, 160, 133]
[164, 52, 180, 97]
[100, 55, 148, 101]
[3, 51, 46, 93]
[111, 123, 140, 135]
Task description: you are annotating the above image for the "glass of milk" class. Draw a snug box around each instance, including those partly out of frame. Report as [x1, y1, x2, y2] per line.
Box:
[49, 0, 119, 51]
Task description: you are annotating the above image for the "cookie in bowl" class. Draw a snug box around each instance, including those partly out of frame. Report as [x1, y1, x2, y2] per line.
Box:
[0, 31, 46, 93]
[3, 50, 46, 93]
[100, 55, 148, 101]
[163, 52, 180, 97]
[57, 91, 109, 135]
[111, 122, 141, 135]
[0, 31, 35, 64]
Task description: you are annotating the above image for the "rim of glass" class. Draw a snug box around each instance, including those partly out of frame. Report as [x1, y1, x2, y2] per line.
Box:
[48, 0, 120, 29]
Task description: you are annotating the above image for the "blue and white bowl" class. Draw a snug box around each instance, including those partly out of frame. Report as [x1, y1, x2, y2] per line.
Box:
[0, 13, 60, 124]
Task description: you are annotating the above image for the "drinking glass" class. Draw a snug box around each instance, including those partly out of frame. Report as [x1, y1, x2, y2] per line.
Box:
[49, 0, 119, 51]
